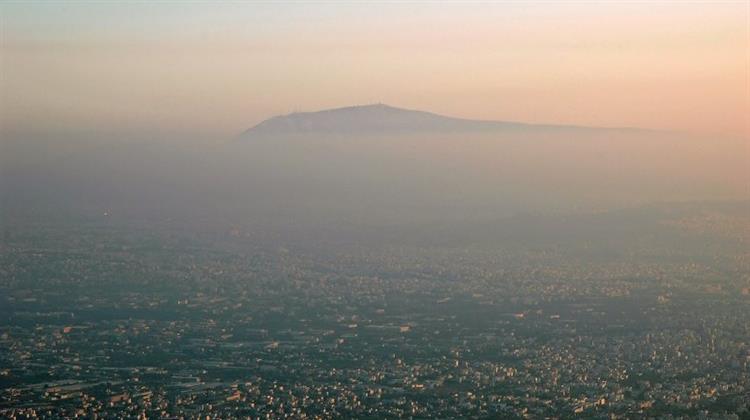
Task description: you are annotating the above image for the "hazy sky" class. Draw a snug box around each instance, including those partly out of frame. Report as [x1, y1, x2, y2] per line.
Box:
[1, 2, 748, 140]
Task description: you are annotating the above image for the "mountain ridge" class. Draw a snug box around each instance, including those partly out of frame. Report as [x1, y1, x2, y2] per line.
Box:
[238, 104, 654, 140]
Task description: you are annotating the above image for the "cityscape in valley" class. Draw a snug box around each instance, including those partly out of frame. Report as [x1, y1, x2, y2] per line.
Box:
[2, 201, 749, 418]
[2, 2, 749, 419]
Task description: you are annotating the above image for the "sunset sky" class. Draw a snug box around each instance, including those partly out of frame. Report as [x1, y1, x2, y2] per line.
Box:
[1, 2, 748, 140]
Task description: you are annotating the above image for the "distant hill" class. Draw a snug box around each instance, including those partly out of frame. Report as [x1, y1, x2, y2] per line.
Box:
[238, 104, 641, 139]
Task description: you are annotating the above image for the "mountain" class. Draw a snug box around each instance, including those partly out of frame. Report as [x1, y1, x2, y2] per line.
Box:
[220, 104, 746, 225]
[238, 104, 631, 140]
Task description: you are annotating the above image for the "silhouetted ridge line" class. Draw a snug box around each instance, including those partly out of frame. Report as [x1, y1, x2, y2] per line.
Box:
[238, 104, 654, 139]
